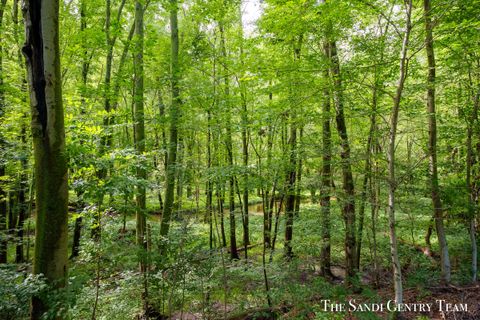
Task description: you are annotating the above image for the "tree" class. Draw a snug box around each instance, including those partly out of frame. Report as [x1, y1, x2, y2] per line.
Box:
[22, 0, 69, 318]
[423, 0, 451, 284]
[319, 42, 332, 277]
[219, 20, 239, 260]
[387, 0, 413, 305]
[160, 0, 181, 239]
[134, 0, 148, 313]
[0, 0, 7, 265]
[327, 35, 356, 288]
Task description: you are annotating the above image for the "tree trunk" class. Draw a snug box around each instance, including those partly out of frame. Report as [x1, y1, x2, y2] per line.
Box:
[16, 123, 28, 263]
[284, 121, 297, 260]
[22, 0, 69, 318]
[467, 85, 479, 282]
[134, 0, 148, 311]
[207, 108, 213, 250]
[294, 127, 304, 216]
[328, 40, 356, 285]
[134, 0, 147, 272]
[71, 0, 88, 260]
[241, 85, 250, 249]
[160, 0, 181, 239]
[424, 0, 451, 284]
[0, 0, 7, 264]
[320, 44, 332, 276]
[218, 21, 239, 260]
[387, 0, 412, 305]
[355, 66, 380, 270]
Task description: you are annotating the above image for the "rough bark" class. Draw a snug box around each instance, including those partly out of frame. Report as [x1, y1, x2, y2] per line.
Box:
[22, 0, 69, 318]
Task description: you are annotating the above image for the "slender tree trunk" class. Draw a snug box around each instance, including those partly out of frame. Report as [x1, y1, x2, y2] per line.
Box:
[216, 183, 227, 247]
[424, 0, 451, 284]
[264, 123, 275, 248]
[70, 0, 88, 260]
[355, 69, 379, 270]
[387, 0, 412, 305]
[294, 127, 304, 216]
[320, 44, 332, 276]
[328, 40, 356, 285]
[160, 0, 181, 238]
[238, 0, 250, 252]
[284, 121, 297, 259]
[12, 0, 29, 264]
[241, 86, 250, 249]
[284, 39, 302, 260]
[16, 124, 28, 263]
[370, 144, 380, 287]
[134, 0, 148, 312]
[207, 108, 214, 250]
[0, 0, 7, 264]
[467, 118, 477, 283]
[467, 85, 479, 282]
[22, 0, 69, 318]
[134, 0, 147, 287]
[218, 22, 239, 260]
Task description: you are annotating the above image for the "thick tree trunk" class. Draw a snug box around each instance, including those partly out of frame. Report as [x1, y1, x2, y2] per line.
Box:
[424, 0, 451, 284]
[22, 0, 69, 318]
[387, 0, 412, 305]
[160, 0, 181, 238]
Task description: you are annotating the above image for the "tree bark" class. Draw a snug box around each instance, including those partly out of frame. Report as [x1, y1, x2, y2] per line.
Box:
[466, 83, 479, 282]
[328, 40, 356, 286]
[160, 0, 181, 239]
[387, 0, 412, 305]
[0, 0, 7, 264]
[134, 0, 148, 311]
[320, 44, 332, 276]
[22, 0, 69, 318]
[424, 0, 451, 284]
[284, 121, 297, 260]
[71, 0, 87, 260]
[218, 21, 239, 260]
[134, 0, 147, 271]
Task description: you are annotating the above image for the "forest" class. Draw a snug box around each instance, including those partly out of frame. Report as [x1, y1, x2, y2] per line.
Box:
[0, 0, 479, 319]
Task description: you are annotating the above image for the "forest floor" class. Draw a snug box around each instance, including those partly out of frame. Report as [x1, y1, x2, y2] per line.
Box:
[9, 199, 477, 320]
